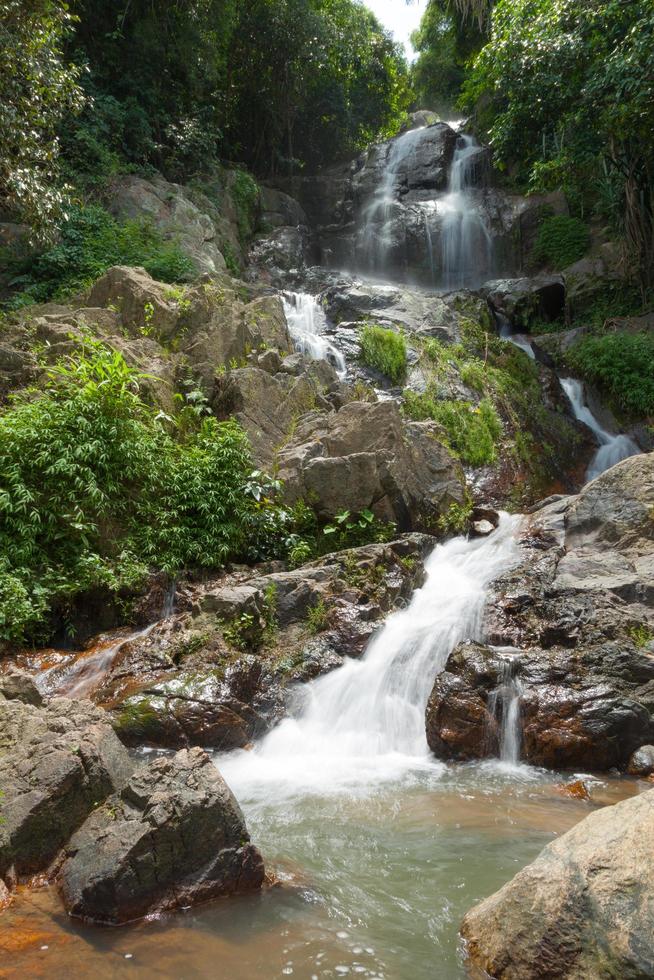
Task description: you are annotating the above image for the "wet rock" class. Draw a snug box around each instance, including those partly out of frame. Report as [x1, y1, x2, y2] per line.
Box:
[438, 454, 654, 772]
[461, 788, 654, 979]
[0, 695, 133, 881]
[627, 745, 654, 777]
[481, 275, 566, 329]
[58, 747, 264, 923]
[555, 778, 591, 801]
[472, 520, 494, 537]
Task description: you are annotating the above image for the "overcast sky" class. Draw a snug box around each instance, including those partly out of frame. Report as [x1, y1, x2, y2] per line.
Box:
[363, 0, 427, 60]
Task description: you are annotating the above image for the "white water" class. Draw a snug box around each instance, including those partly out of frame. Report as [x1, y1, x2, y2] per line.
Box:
[440, 134, 493, 290]
[220, 515, 522, 800]
[488, 653, 523, 767]
[283, 291, 346, 377]
[561, 377, 639, 481]
[359, 126, 427, 274]
[498, 313, 536, 359]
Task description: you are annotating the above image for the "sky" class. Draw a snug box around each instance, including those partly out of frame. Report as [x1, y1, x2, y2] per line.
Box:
[363, 0, 427, 60]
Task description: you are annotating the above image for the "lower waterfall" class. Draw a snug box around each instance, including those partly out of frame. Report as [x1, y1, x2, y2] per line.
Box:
[220, 514, 521, 799]
[561, 377, 640, 481]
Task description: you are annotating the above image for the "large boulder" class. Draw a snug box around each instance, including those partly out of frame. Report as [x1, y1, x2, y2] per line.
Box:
[426, 640, 654, 769]
[58, 747, 264, 923]
[0, 695, 133, 881]
[461, 789, 654, 979]
[480, 275, 566, 329]
[426, 455, 654, 771]
[277, 400, 466, 530]
[109, 174, 228, 275]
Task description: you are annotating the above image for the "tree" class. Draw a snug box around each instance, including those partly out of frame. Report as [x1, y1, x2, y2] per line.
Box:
[465, 0, 654, 290]
[411, 0, 491, 110]
[0, 0, 83, 237]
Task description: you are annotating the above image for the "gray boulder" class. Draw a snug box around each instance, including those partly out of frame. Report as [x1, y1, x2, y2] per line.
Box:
[480, 275, 566, 329]
[461, 789, 654, 979]
[58, 747, 264, 923]
[627, 744, 654, 777]
[0, 695, 133, 880]
[277, 400, 466, 530]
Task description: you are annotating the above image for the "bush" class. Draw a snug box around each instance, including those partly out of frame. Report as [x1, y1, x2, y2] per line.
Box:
[534, 215, 590, 270]
[0, 344, 289, 643]
[565, 331, 654, 417]
[403, 391, 502, 466]
[360, 325, 407, 384]
[6, 205, 195, 308]
[231, 169, 259, 242]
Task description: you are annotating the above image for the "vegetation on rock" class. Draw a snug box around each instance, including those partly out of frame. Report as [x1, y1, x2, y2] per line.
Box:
[359, 325, 407, 384]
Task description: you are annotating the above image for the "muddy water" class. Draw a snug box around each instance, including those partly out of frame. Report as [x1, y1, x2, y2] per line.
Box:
[1, 765, 643, 980]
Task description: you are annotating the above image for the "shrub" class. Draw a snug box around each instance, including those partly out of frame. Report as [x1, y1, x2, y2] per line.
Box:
[564, 331, 654, 417]
[5, 205, 195, 308]
[306, 598, 330, 634]
[359, 325, 407, 383]
[403, 391, 502, 466]
[534, 215, 590, 270]
[0, 344, 289, 643]
[231, 169, 259, 242]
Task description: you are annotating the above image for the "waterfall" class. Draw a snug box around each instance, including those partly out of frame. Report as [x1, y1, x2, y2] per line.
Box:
[220, 515, 521, 798]
[440, 134, 493, 290]
[561, 377, 639, 481]
[488, 655, 523, 766]
[358, 127, 428, 275]
[497, 312, 536, 359]
[283, 292, 346, 377]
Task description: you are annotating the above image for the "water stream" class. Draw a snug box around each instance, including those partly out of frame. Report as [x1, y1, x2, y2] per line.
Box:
[283, 292, 346, 377]
[560, 376, 640, 481]
[440, 134, 493, 290]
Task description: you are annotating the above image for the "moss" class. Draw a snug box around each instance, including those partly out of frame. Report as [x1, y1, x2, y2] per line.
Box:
[113, 697, 160, 740]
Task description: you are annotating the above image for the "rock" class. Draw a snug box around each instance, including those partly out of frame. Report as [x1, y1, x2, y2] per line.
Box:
[555, 778, 591, 801]
[472, 519, 494, 537]
[259, 186, 308, 229]
[433, 454, 654, 772]
[0, 671, 42, 706]
[58, 747, 264, 923]
[461, 789, 654, 979]
[0, 695, 133, 880]
[627, 745, 654, 777]
[481, 275, 566, 329]
[277, 400, 466, 530]
[109, 174, 228, 274]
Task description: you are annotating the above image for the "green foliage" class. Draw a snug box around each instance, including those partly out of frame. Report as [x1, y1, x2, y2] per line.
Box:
[232, 170, 259, 242]
[403, 390, 502, 467]
[534, 215, 590, 270]
[322, 509, 396, 551]
[359, 325, 407, 384]
[411, 0, 489, 110]
[628, 624, 654, 649]
[306, 597, 330, 635]
[0, 0, 84, 237]
[564, 331, 654, 418]
[6, 205, 195, 307]
[435, 499, 473, 535]
[0, 344, 291, 643]
[465, 0, 654, 286]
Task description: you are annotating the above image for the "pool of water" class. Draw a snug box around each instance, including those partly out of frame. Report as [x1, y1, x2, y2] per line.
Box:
[1, 762, 642, 980]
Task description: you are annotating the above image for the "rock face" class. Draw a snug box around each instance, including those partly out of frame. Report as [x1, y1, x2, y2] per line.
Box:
[426, 454, 654, 771]
[58, 747, 264, 924]
[277, 400, 466, 529]
[481, 275, 566, 328]
[0, 694, 133, 880]
[277, 122, 565, 285]
[461, 788, 654, 979]
[101, 534, 433, 749]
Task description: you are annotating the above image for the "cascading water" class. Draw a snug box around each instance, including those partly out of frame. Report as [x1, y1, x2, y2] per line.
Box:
[221, 515, 521, 798]
[283, 291, 346, 377]
[358, 126, 427, 275]
[440, 134, 493, 290]
[487, 654, 523, 767]
[561, 377, 639, 481]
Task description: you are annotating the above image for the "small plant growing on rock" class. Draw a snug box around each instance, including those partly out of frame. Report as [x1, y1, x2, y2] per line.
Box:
[359, 324, 407, 384]
[306, 598, 330, 634]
